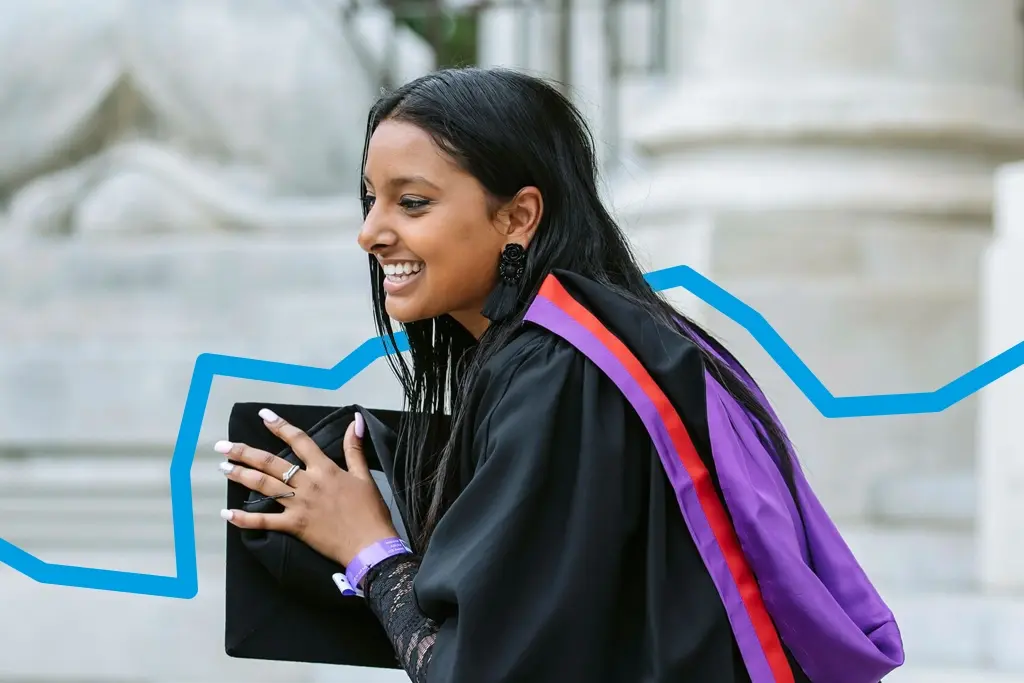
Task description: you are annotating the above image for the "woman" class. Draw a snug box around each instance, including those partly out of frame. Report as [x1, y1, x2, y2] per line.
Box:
[216, 67, 904, 683]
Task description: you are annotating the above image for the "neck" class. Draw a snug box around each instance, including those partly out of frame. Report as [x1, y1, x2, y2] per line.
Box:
[449, 310, 492, 339]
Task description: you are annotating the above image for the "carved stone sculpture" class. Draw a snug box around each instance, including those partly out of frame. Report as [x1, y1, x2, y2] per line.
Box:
[0, 0, 432, 239]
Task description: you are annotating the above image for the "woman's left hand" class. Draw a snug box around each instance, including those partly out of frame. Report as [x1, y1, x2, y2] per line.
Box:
[216, 408, 399, 568]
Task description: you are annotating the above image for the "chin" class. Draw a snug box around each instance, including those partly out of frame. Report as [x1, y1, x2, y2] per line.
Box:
[384, 297, 435, 325]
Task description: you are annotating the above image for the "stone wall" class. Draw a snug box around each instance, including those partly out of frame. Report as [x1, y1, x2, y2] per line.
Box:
[612, 0, 1024, 529]
[0, 236, 410, 683]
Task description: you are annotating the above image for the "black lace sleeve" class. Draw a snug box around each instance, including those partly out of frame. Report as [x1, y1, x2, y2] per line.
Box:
[363, 553, 439, 683]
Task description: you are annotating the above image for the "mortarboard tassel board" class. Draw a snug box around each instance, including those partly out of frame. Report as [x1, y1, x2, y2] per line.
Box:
[223, 401, 416, 669]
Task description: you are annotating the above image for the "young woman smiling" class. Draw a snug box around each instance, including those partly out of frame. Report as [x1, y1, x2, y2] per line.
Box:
[217, 67, 905, 683]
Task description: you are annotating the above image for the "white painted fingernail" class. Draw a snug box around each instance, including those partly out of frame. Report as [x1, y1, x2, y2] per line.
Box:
[220, 510, 234, 521]
[218, 462, 234, 474]
[214, 440, 233, 454]
[354, 412, 365, 439]
[258, 408, 279, 423]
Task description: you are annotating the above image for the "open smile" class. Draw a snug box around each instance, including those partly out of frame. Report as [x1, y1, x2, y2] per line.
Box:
[381, 261, 425, 294]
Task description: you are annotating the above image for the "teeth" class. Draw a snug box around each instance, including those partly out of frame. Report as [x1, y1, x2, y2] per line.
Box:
[382, 261, 423, 278]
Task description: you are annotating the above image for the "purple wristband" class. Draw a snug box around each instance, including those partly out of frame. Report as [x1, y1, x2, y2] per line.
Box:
[345, 537, 413, 590]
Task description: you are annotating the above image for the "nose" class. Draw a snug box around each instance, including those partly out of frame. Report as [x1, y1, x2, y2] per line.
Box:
[356, 203, 397, 255]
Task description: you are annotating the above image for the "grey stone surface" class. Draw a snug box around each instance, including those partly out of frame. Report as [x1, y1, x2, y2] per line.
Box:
[978, 162, 1024, 593]
[841, 524, 976, 591]
[607, 0, 1024, 539]
[883, 589, 1024, 673]
[0, 0, 433, 239]
[0, 237, 409, 681]
[0, 237, 405, 447]
[868, 469, 976, 529]
[887, 669, 1024, 683]
[0, 552, 406, 683]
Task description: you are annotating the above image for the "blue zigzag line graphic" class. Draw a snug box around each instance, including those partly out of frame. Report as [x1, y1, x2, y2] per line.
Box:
[2, 264, 1023, 600]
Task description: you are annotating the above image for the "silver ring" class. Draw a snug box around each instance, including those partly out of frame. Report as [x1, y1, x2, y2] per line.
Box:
[281, 464, 301, 485]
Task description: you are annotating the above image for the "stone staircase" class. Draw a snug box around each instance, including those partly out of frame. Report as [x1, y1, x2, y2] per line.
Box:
[0, 450, 224, 554]
[0, 237, 409, 682]
[0, 447, 409, 683]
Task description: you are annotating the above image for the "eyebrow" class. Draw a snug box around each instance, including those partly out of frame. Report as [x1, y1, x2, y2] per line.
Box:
[362, 174, 441, 192]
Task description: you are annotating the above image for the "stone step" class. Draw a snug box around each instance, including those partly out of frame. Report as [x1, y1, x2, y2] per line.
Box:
[1, 236, 367, 308]
[869, 469, 975, 528]
[886, 668, 1024, 683]
[0, 519, 226, 553]
[0, 351, 402, 446]
[842, 524, 975, 591]
[882, 588, 1024, 674]
[0, 454, 399, 553]
[0, 454, 978, 582]
[0, 454, 228, 552]
[0, 238, 406, 448]
[2, 495, 222, 516]
[0, 458, 223, 493]
[0, 515, 227, 552]
[0, 553, 336, 683]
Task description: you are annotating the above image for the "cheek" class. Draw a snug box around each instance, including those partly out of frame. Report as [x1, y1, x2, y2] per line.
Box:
[419, 212, 500, 294]
[427, 243, 497, 303]
[383, 214, 501, 321]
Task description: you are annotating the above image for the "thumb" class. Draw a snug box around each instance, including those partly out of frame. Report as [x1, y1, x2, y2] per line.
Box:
[343, 412, 371, 481]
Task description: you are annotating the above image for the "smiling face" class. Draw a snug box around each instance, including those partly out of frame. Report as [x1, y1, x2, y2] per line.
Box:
[357, 118, 541, 338]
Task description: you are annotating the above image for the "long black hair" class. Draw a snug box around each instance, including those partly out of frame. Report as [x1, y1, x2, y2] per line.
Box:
[359, 67, 804, 553]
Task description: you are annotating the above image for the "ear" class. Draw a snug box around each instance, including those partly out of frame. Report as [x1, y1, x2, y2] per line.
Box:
[496, 186, 543, 246]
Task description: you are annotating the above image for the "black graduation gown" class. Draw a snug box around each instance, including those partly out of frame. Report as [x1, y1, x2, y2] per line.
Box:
[226, 268, 902, 682]
[410, 271, 812, 683]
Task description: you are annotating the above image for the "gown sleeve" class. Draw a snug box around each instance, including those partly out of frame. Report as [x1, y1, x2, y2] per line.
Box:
[409, 332, 676, 683]
[363, 553, 438, 683]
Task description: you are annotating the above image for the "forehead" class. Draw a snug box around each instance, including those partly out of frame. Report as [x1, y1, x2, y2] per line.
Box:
[364, 119, 456, 182]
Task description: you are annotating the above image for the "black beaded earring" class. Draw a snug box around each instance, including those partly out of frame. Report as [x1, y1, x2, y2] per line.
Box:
[481, 243, 527, 322]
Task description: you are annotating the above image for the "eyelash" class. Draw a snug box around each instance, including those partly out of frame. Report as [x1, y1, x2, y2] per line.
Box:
[400, 197, 431, 211]
[361, 195, 431, 215]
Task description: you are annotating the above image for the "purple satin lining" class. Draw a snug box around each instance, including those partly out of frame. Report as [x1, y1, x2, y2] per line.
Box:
[677, 321, 904, 682]
[525, 296, 905, 683]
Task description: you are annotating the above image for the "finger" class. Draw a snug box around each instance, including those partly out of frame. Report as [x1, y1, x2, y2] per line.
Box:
[220, 508, 292, 532]
[219, 461, 294, 501]
[343, 413, 372, 482]
[214, 440, 303, 486]
[258, 408, 330, 467]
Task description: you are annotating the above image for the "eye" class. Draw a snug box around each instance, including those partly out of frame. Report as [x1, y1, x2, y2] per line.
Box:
[399, 197, 431, 212]
[361, 194, 376, 215]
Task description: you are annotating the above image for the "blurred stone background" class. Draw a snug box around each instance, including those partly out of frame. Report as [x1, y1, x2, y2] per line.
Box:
[2, 0, 1024, 681]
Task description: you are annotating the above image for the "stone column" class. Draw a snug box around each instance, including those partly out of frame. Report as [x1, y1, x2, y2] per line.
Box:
[978, 162, 1024, 594]
[475, 0, 661, 168]
[614, 0, 1024, 527]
